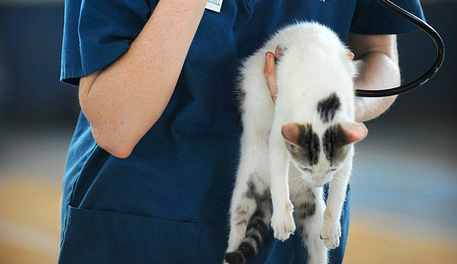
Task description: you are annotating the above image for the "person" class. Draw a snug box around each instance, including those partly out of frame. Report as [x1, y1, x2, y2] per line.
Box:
[58, 0, 424, 263]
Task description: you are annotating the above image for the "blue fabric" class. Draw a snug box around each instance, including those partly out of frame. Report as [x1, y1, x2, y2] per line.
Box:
[59, 1, 424, 263]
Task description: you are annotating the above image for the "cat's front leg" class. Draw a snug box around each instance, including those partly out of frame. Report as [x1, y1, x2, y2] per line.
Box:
[320, 152, 353, 249]
[321, 207, 342, 249]
[269, 132, 296, 241]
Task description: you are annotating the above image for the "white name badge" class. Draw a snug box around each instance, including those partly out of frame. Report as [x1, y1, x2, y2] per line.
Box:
[206, 0, 223, 13]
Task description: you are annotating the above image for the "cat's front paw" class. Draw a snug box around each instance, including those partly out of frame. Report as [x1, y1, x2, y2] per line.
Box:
[271, 200, 296, 241]
[320, 211, 341, 249]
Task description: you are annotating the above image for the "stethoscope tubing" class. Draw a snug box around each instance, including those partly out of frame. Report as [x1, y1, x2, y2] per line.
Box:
[355, 0, 445, 97]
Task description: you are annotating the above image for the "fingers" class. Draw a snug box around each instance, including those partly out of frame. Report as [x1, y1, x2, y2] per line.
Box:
[275, 45, 283, 61]
[264, 45, 282, 103]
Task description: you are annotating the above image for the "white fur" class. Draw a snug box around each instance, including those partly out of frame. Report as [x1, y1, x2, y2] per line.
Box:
[225, 22, 359, 264]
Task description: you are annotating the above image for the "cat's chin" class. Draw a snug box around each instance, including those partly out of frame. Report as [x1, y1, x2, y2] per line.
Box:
[301, 175, 327, 188]
[312, 178, 331, 188]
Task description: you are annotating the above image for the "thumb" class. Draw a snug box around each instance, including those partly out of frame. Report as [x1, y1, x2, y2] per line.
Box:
[264, 51, 278, 102]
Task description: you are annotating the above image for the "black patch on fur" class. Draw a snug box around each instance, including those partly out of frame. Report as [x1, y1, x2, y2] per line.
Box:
[296, 202, 316, 219]
[246, 229, 262, 245]
[317, 93, 341, 123]
[225, 251, 245, 264]
[246, 216, 268, 238]
[294, 125, 320, 166]
[251, 209, 265, 220]
[239, 241, 256, 260]
[323, 124, 349, 165]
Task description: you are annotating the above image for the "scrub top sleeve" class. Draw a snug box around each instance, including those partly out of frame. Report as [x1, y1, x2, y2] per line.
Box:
[351, 0, 425, 35]
[60, 0, 152, 86]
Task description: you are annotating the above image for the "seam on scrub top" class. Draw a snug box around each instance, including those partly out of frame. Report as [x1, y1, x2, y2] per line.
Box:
[243, 0, 252, 11]
[67, 141, 99, 207]
[195, 226, 202, 264]
[61, 141, 98, 244]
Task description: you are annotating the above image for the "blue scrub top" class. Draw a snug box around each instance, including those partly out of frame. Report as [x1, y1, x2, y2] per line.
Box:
[59, 1, 424, 263]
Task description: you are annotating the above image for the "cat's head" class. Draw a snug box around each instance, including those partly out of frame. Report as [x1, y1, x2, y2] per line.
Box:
[282, 122, 367, 187]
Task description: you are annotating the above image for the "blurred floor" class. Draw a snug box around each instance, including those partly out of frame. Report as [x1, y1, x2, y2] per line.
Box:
[0, 126, 69, 263]
[0, 177, 60, 264]
[0, 122, 456, 264]
[346, 219, 457, 264]
[346, 120, 457, 263]
[351, 121, 457, 238]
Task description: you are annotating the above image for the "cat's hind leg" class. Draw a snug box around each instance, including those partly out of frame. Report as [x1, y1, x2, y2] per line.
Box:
[226, 173, 259, 253]
[225, 172, 272, 264]
[292, 179, 327, 264]
[225, 127, 271, 264]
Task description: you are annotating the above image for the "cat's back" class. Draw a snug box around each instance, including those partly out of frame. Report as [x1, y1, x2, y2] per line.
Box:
[239, 22, 357, 125]
[271, 22, 344, 52]
[272, 22, 357, 120]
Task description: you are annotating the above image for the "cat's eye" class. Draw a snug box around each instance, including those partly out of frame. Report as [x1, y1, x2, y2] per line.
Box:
[328, 168, 338, 172]
[300, 167, 313, 173]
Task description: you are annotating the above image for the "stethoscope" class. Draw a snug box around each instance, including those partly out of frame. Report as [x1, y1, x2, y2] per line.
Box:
[355, 0, 445, 97]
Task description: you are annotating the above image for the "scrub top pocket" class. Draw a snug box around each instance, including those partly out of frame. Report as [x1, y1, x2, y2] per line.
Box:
[58, 206, 201, 264]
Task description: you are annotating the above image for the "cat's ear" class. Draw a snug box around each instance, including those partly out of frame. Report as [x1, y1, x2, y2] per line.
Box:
[342, 49, 359, 78]
[340, 122, 368, 144]
[281, 123, 301, 145]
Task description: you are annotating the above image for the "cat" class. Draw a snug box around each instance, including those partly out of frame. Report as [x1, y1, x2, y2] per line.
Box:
[224, 22, 368, 264]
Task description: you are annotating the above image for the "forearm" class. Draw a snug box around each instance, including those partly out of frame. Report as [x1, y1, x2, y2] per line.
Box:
[353, 52, 400, 122]
[349, 34, 400, 123]
[79, 0, 208, 158]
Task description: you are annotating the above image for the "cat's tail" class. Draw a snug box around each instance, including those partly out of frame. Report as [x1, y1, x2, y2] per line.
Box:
[224, 194, 272, 264]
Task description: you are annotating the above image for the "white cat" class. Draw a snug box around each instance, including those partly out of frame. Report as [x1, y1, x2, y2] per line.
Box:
[224, 22, 368, 264]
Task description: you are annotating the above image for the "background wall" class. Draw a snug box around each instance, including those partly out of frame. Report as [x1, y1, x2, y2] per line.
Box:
[0, 0, 456, 263]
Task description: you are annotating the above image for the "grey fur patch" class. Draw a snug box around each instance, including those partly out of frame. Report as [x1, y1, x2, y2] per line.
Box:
[292, 187, 316, 238]
[285, 124, 320, 166]
[236, 220, 248, 226]
[238, 89, 246, 107]
[235, 205, 249, 216]
[246, 180, 257, 199]
[323, 124, 350, 165]
[317, 93, 341, 123]
[295, 202, 316, 219]
[246, 228, 262, 246]
[237, 89, 247, 116]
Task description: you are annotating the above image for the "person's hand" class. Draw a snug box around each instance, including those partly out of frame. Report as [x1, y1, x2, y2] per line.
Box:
[264, 45, 282, 103]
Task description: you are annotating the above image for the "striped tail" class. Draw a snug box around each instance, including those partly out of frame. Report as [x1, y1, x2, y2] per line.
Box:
[225, 192, 272, 264]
